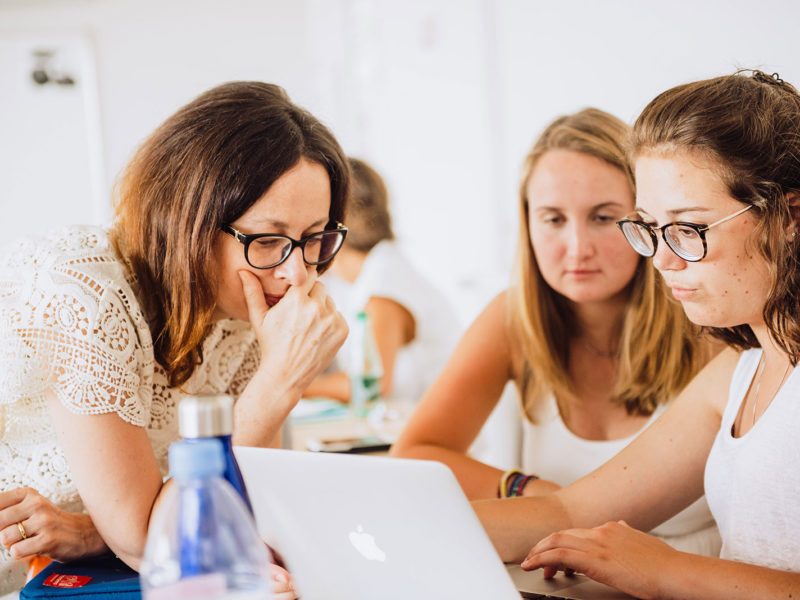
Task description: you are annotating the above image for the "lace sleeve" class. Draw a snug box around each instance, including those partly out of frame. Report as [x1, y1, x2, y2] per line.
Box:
[0, 248, 153, 426]
[226, 336, 260, 398]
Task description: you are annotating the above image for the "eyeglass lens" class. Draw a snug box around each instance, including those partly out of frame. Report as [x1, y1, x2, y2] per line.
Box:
[619, 222, 705, 260]
[247, 231, 344, 268]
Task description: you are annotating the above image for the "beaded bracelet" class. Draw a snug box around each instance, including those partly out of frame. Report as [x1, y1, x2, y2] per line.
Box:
[497, 469, 539, 498]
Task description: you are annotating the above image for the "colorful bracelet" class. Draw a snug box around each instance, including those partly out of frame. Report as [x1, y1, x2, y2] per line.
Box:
[497, 469, 539, 498]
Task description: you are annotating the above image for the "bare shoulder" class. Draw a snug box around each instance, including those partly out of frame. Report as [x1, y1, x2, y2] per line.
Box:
[484, 289, 509, 316]
[677, 346, 742, 417]
[442, 289, 513, 378]
[476, 290, 513, 354]
[483, 290, 524, 380]
[467, 290, 510, 335]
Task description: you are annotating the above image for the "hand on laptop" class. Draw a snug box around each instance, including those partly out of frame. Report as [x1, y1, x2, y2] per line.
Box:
[520, 520, 678, 599]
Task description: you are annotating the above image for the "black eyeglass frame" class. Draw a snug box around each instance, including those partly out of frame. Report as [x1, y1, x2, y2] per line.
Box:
[615, 204, 753, 262]
[220, 222, 348, 269]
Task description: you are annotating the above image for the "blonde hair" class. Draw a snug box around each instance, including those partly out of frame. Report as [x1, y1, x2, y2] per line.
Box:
[509, 108, 707, 421]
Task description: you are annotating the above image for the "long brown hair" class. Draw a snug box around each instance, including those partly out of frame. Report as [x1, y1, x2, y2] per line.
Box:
[509, 108, 706, 420]
[110, 82, 349, 387]
[630, 70, 800, 365]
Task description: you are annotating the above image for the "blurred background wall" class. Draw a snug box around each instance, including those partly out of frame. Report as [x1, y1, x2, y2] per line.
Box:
[1, 0, 798, 326]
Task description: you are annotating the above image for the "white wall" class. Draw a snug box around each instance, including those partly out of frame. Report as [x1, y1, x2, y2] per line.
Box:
[1, 0, 799, 326]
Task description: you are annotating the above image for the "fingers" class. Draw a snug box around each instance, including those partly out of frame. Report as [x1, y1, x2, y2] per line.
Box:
[542, 565, 560, 579]
[0, 487, 37, 550]
[0, 519, 26, 549]
[281, 268, 319, 302]
[1, 517, 40, 561]
[0, 487, 28, 511]
[238, 271, 269, 325]
[270, 565, 297, 599]
[525, 547, 590, 577]
[0, 504, 28, 532]
[541, 565, 575, 578]
[522, 530, 594, 571]
[295, 268, 318, 297]
[306, 276, 327, 301]
[4, 533, 38, 561]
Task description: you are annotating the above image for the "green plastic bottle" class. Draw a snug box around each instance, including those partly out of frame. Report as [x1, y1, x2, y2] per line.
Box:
[349, 311, 383, 417]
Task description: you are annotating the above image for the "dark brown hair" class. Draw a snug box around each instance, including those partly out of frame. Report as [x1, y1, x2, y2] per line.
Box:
[344, 157, 394, 252]
[630, 70, 800, 364]
[110, 82, 349, 386]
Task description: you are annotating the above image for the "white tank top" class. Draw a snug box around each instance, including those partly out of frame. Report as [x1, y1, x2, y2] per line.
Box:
[705, 349, 800, 571]
[522, 395, 721, 555]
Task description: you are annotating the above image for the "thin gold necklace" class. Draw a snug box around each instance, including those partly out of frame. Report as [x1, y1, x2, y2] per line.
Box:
[751, 356, 792, 426]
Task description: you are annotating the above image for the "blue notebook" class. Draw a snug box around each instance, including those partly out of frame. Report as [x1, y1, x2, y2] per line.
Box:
[20, 554, 140, 599]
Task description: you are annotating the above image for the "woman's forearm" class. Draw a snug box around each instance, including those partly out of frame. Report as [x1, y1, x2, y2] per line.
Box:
[302, 371, 351, 402]
[391, 443, 505, 499]
[232, 368, 299, 448]
[663, 553, 800, 600]
[473, 495, 573, 563]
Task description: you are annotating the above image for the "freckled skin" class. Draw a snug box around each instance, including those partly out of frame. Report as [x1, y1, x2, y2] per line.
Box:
[635, 151, 772, 329]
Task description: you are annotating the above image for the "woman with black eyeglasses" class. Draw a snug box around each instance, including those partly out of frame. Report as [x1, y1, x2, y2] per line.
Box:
[0, 81, 349, 596]
[475, 70, 800, 599]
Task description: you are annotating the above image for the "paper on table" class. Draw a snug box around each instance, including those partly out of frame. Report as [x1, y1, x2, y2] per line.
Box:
[290, 398, 349, 422]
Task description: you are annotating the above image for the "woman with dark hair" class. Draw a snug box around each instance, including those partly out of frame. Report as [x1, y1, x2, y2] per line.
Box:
[392, 108, 719, 554]
[475, 71, 800, 599]
[0, 81, 349, 596]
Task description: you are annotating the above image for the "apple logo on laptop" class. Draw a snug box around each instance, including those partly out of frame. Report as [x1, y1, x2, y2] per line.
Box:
[348, 525, 386, 562]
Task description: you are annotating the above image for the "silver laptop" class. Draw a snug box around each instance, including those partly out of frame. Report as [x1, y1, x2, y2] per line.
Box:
[234, 447, 637, 600]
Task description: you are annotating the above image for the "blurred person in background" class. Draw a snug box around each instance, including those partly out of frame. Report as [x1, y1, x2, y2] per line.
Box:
[303, 157, 459, 403]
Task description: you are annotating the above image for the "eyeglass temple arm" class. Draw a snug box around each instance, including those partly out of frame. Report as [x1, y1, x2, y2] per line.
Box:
[220, 224, 245, 241]
[703, 204, 753, 230]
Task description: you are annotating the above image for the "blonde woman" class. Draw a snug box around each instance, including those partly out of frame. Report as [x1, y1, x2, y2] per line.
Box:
[391, 108, 720, 555]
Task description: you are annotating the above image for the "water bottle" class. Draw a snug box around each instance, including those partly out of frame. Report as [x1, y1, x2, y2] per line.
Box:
[179, 394, 253, 514]
[140, 438, 272, 600]
[349, 311, 383, 418]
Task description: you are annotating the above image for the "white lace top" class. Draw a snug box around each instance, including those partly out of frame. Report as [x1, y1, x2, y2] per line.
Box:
[0, 226, 259, 593]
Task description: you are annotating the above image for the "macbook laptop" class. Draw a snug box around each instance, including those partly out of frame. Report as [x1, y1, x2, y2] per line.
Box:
[234, 447, 638, 600]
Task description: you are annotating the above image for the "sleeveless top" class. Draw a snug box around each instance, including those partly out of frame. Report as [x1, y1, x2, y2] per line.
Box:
[0, 226, 260, 593]
[522, 395, 721, 556]
[705, 349, 800, 571]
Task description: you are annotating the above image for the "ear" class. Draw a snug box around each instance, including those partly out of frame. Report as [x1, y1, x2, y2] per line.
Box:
[786, 191, 800, 241]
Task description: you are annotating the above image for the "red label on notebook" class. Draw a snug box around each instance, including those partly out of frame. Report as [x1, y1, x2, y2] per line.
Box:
[43, 573, 92, 588]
